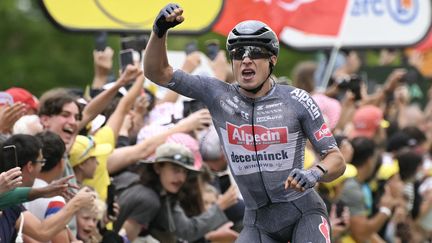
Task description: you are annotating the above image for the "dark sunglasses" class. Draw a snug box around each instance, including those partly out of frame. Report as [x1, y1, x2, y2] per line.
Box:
[229, 46, 272, 60]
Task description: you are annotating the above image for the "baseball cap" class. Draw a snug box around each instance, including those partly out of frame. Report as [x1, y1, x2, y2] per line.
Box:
[166, 133, 203, 170]
[142, 143, 199, 172]
[376, 160, 399, 180]
[350, 105, 388, 139]
[5, 87, 39, 111]
[69, 135, 113, 167]
[321, 164, 357, 189]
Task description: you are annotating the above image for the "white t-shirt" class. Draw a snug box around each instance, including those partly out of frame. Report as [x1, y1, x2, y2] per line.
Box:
[23, 178, 66, 220]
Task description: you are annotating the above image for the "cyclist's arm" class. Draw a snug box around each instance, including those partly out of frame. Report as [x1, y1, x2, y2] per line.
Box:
[144, 31, 173, 86]
[316, 148, 345, 183]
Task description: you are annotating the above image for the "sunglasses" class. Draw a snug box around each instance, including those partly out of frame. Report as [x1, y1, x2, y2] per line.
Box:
[34, 158, 47, 167]
[229, 46, 272, 60]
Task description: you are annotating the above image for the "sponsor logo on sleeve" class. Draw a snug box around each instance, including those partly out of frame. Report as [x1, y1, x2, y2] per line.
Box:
[314, 123, 332, 141]
[290, 88, 321, 120]
[227, 123, 288, 151]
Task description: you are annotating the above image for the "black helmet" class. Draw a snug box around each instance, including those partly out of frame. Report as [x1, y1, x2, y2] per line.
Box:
[226, 20, 279, 56]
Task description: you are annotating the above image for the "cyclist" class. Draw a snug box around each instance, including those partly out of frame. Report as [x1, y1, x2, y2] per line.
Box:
[144, 3, 346, 242]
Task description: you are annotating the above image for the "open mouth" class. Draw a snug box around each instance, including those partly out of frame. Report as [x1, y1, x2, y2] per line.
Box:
[241, 69, 255, 80]
[63, 127, 74, 135]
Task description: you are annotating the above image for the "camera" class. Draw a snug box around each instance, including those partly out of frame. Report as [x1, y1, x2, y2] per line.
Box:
[336, 74, 362, 100]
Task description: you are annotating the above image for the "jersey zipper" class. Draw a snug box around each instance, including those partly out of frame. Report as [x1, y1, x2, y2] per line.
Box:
[251, 101, 272, 205]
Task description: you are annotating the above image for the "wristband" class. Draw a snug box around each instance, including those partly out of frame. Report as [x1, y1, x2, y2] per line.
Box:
[379, 207, 392, 217]
[315, 164, 328, 175]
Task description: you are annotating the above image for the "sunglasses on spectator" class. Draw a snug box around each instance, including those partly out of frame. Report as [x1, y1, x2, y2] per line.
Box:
[34, 158, 46, 167]
[229, 46, 272, 60]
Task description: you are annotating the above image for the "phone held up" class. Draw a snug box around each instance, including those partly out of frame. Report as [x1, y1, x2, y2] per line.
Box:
[205, 39, 220, 60]
[106, 183, 116, 217]
[119, 49, 135, 72]
[1, 145, 18, 172]
[95, 32, 107, 51]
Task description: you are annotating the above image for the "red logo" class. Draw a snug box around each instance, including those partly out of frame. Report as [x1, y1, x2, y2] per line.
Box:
[314, 123, 332, 141]
[319, 216, 331, 243]
[227, 123, 288, 151]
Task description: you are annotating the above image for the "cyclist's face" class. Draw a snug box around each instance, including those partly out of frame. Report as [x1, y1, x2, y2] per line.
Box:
[230, 46, 277, 96]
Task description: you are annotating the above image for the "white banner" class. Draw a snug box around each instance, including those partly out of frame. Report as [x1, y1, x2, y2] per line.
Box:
[280, 0, 432, 49]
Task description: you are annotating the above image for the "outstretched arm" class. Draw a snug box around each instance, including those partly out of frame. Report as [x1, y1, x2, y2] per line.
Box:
[144, 3, 184, 86]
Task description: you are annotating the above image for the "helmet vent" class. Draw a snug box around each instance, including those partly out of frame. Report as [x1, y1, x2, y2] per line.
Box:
[253, 27, 269, 35]
[232, 27, 269, 36]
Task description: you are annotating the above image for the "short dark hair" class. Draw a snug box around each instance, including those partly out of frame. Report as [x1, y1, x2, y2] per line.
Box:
[351, 136, 376, 167]
[38, 88, 81, 120]
[396, 148, 422, 182]
[36, 131, 65, 172]
[0, 134, 42, 172]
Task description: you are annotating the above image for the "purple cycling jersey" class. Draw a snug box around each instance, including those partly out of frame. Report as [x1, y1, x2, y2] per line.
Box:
[166, 70, 337, 209]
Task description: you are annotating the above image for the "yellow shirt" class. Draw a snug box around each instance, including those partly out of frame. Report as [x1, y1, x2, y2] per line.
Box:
[83, 126, 115, 200]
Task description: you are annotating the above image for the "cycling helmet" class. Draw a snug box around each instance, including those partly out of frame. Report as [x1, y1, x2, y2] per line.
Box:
[226, 20, 279, 56]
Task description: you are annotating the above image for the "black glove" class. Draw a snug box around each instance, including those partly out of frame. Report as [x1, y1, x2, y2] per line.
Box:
[153, 3, 182, 38]
[288, 168, 322, 189]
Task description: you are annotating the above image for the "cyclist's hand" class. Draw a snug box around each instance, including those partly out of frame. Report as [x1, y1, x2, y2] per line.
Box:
[153, 3, 184, 38]
[285, 168, 322, 192]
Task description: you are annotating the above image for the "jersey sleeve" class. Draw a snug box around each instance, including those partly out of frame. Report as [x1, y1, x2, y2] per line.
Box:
[289, 88, 337, 157]
[166, 70, 229, 107]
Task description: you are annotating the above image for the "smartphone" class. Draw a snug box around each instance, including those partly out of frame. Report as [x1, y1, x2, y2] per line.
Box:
[185, 41, 198, 55]
[205, 40, 220, 60]
[106, 183, 116, 217]
[95, 32, 107, 51]
[119, 49, 134, 72]
[2, 145, 18, 172]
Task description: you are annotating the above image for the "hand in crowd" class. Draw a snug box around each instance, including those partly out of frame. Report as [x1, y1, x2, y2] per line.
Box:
[182, 51, 201, 73]
[378, 184, 396, 210]
[93, 47, 114, 78]
[103, 202, 120, 225]
[177, 109, 212, 131]
[383, 68, 407, 95]
[329, 204, 350, 239]
[117, 64, 143, 86]
[69, 187, 97, 209]
[205, 221, 239, 242]
[0, 103, 27, 133]
[42, 175, 79, 199]
[0, 167, 22, 194]
[216, 185, 238, 211]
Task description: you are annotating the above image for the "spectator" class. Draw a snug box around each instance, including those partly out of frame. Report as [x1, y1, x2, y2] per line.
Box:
[341, 136, 396, 242]
[0, 134, 95, 242]
[114, 143, 235, 242]
[69, 135, 112, 185]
